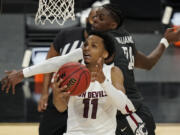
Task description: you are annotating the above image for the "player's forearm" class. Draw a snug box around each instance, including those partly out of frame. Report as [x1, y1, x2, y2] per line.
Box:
[101, 78, 136, 114]
[42, 73, 53, 95]
[23, 48, 83, 78]
[135, 40, 167, 70]
[53, 91, 69, 112]
[144, 43, 166, 70]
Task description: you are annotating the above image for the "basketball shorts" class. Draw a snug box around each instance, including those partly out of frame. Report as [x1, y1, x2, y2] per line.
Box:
[39, 94, 67, 135]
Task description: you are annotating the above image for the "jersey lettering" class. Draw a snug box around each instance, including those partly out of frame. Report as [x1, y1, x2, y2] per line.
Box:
[115, 36, 134, 44]
[121, 46, 134, 70]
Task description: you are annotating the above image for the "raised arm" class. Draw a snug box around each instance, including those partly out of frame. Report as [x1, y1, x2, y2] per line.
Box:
[94, 62, 148, 134]
[23, 48, 83, 77]
[135, 28, 180, 70]
[91, 58, 135, 113]
[100, 66, 136, 114]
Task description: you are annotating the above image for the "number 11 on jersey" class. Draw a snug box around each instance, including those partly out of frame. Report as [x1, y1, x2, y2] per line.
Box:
[83, 98, 98, 119]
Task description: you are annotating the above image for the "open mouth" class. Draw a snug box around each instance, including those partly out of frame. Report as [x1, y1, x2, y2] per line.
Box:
[83, 53, 91, 59]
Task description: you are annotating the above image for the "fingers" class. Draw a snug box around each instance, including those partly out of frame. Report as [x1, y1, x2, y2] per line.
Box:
[54, 73, 59, 83]
[6, 82, 11, 94]
[4, 70, 13, 75]
[38, 101, 48, 112]
[53, 74, 68, 92]
[1, 77, 8, 91]
[38, 95, 49, 112]
[59, 85, 67, 92]
[12, 84, 16, 95]
[1, 77, 15, 94]
[90, 57, 104, 82]
[57, 78, 63, 87]
[176, 27, 180, 35]
[37, 102, 43, 112]
[97, 57, 103, 72]
[167, 28, 174, 32]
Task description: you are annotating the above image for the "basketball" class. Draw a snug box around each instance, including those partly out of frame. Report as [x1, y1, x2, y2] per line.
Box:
[56, 62, 91, 96]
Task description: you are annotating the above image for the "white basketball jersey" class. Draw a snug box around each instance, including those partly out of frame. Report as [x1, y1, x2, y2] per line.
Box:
[64, 64, 118, 135]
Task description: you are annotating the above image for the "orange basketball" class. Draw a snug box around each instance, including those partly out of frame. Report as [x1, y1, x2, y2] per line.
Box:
[56, 62, 91, 96]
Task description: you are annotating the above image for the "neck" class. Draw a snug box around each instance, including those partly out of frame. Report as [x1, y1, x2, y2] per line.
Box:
[86, 63, 98, 72]
[86, 62, 104, 72]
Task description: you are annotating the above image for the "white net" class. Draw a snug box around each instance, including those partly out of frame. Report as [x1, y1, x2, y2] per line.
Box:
[35, 0, 75, 25]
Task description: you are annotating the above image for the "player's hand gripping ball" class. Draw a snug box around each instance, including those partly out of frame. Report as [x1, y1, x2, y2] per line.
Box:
[56, 62, 91, 96]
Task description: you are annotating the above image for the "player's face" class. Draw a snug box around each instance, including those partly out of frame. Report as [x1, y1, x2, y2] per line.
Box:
[91, 7, 117, 31]
[88, 8, 98, 25]
[82, 35, 108, 65]
[86, 8, 98, 34]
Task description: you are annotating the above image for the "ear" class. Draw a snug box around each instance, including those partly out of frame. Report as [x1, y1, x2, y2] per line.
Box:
[111, 22, 118, 29]
[103, 50, 109, 59]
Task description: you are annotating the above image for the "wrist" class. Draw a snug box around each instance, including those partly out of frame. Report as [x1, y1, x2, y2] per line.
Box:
[19, 70, 24, 79]
[23, 67, 30, 78]
[160, 38, 169, 48]
[41, 88, 49, 95]
[42, 92, 49, 96]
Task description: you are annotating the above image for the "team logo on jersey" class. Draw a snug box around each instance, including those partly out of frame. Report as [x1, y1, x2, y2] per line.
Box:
[135, 123, 148, 135]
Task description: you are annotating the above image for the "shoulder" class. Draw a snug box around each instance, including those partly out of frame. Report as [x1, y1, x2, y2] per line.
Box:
[111, 66, 124, 80]
[111, 66, 123, 74]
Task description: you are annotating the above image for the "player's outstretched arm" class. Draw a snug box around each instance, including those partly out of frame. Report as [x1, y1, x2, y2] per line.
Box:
[23, 48, 83, 77]
[1, 48, 83, 94]
[135, 27, 180, 70]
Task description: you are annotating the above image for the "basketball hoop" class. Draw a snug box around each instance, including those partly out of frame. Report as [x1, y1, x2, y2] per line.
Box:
[35, 0, 75, 25]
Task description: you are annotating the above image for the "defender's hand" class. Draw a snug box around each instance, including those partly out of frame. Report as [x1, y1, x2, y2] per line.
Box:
[164, 27, 180, 44]
[1, 70, 24, 94]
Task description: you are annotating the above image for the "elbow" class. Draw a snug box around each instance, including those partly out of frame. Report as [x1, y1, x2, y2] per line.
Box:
[57, 107, 67, 113]
[143, 62, 155, 70]
[53, 99, 68, 112]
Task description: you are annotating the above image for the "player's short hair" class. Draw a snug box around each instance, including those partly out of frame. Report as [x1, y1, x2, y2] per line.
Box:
[102, 4, 125, 28]
[89, 31, 116, 62]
